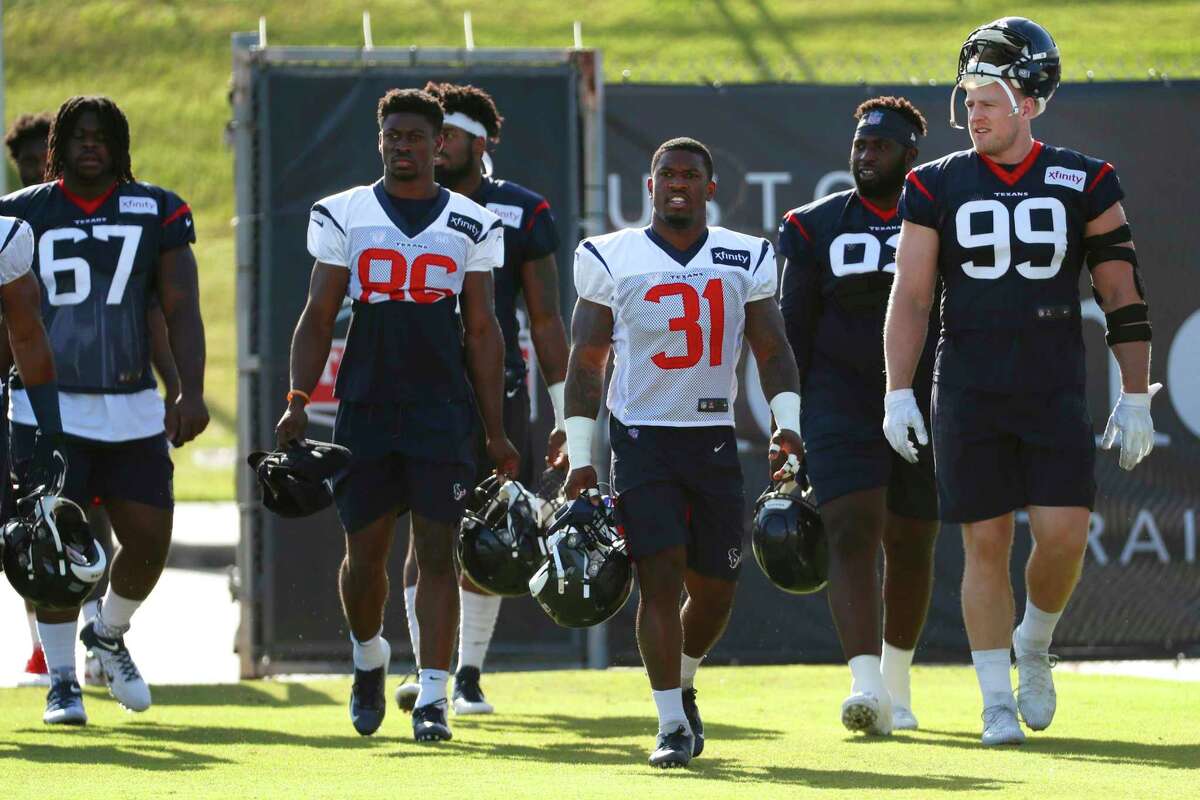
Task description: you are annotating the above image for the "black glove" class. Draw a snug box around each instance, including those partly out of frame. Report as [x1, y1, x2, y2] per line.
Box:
[18, 431, 69, 513]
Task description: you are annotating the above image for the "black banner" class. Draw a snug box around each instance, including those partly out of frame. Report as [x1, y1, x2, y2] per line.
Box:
[602, 82, 1200, 662]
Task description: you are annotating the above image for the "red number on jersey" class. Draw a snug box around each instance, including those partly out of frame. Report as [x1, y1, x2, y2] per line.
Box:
[355, 249, 458, 303]
[643, 278, 726, 370]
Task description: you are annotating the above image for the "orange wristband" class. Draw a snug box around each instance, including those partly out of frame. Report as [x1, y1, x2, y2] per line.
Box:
[287, 389, 311, 406]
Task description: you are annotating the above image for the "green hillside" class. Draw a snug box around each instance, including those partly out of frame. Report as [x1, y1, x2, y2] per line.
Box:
[4, 0, 1197, 499]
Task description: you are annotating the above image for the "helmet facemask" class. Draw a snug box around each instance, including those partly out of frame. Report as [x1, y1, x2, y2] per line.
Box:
[951, 23, 1059, 129]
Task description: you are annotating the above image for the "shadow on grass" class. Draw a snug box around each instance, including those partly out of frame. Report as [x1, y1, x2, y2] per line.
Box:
[150, 682, 337, 708]
[454, 713, 784, 745]
[919, 728, 1200, 771]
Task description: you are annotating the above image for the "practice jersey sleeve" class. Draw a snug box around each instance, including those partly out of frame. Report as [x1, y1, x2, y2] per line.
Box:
[899, 165, 939, 229]
[466, 220, 505, 272]
[573, 240, 616, 306]
[0, 219, 34, 285]
[777, 213, 821, 381]
[747, 238, 778, 301]
[307, 201, 349, 267]
[159, 190, 196, 250]
[1083, 160, 1125, 221]
[521, 199, 559, 262]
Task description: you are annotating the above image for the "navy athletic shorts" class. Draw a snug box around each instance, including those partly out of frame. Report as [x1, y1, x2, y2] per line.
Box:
[333, 400, 475, 533]
[932, 383, 1095, 523]
[9, 423, 174, 511]
[609, 416, 745, 581]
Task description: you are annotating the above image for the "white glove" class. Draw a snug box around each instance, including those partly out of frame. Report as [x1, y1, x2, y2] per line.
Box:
[882, 388, 928, 464]
[1100, 383, 1162, 471]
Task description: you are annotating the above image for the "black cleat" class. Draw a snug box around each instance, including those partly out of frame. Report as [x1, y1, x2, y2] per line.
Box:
[682, 688, 704, 757]
[452, 666, 494, 715]
[349, 665, 387, 736]
[413, 699, 453, 742]
[648, 725, 693, 769]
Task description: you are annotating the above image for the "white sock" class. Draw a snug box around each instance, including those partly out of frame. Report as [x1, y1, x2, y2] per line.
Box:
[971, 648, 1014, 708]
[458, 589, 502, 672]
[1014, 601, 1062, 656]
[26, 611, 40, 646]
[848, 654, 885, 696]
[681, 653, 704, 690]
[881, 642, 915, 708]
[416, 668, 449, 708]
[652, 687, 690, 735]
[81, 600, 101, 625]
[97, 590, 141, 635]
[37, 621, 78, 675]
[351, 627, 388, 671]
[404, 584, 420, 669]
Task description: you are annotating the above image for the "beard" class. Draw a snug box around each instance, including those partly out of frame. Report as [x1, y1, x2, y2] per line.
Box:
[852, 159, 907, 199]
[435, 157, 477, 187]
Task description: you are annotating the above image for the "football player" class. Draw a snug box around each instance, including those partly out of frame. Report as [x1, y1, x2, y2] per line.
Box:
[563, 137, 803, 768]
[276, 88, 518, 743]
[778, 96, 939, 736]
[394, 81, 570, 716]
[0, 95, 209, 725]
[885, 18, 1157, 746]
[2, 111, 182, 688]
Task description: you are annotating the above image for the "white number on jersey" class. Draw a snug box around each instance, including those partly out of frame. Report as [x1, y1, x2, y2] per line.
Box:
[38, 226, 142, 306]
[829, 231, 900, 276]
[954, 197, 1067, 280]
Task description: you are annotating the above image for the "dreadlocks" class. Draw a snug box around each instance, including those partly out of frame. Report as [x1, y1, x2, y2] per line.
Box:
[45, 95, 134, 182]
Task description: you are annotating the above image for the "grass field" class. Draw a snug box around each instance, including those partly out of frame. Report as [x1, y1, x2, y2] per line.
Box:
[0, 665, 1196, 797]
[3, 1, 1199, 499]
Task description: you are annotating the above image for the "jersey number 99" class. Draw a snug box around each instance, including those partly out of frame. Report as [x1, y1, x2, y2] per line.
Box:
[955, 197, 1067, 280]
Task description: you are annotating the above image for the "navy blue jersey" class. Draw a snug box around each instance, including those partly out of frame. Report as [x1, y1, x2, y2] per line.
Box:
[0, 180, 195, 393]
[778, 189, 935, 393]
[471, 177, 559, 373]
[899, 141, 1124, 392]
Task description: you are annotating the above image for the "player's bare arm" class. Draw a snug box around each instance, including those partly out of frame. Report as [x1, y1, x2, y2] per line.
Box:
[884, 220, 938, 392]
[743, 297, 804, 478]
[462, 269, 519, 477]
[562, 297, 613, 499]
[2, 272, 57, 387]
[157, 243, 210, 447]
[275, 261, 348, 446]
[520, 252, 571, 467]
[149, 305, 182, 402]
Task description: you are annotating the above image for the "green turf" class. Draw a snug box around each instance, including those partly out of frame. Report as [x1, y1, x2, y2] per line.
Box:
[1, 666, 1196, 797]
[3, 1, 1198, 498]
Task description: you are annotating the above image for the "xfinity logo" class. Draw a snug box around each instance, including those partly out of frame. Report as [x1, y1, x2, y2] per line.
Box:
[1044, 167, 1086, 191]
[711, 247, 751, 268]
[447, 212, 483, 241]
[119, 196, 158, 215]
[486, 202, 524, 228]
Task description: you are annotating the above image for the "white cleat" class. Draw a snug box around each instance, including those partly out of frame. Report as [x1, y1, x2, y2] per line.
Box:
[892, 705, 919, 730]
[981, 701, 1025, 746]
[395, 680, 420, 712]
[79, 620, 151, 712]
[841, 692, 893, 736]
[83, 651, 106, 687]
[1014, 650, 1058, 731]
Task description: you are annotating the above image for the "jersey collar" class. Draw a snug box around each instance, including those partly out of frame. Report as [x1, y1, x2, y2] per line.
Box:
[57, 179, 118, 216]
[372, 181, 450, 239]
[856, 193, 898, 222]
[978, 140, 1045, 187]
[644, 226, 710, 267]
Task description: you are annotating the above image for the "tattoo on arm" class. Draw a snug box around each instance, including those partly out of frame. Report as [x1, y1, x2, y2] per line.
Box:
[744, 298, 800, 400]
[564, 298, 613, 418]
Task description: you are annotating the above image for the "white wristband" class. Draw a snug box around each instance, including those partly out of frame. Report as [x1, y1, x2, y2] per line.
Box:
[565, 416, 595, 470]
[548, 381, 566, 430]
[769, 391, 802, 435]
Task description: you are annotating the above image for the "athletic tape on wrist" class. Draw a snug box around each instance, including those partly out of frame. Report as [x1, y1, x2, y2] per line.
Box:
[565, 416, 595, 469]
[769, 391, 801, 435]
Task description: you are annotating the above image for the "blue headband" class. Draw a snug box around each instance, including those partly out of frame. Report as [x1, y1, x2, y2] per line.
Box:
[855, 108, 922, 148]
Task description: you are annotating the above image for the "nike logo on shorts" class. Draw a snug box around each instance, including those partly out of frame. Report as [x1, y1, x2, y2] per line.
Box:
[713, 442, 726, 453]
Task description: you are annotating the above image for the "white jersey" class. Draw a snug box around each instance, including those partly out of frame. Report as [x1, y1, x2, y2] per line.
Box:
[575, 226, 777, 427]
[307, 181, 504, 302]
[0, 215, 33, 285]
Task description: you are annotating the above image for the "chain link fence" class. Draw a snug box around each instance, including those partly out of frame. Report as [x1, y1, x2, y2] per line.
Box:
[609, 56, 1200, 85]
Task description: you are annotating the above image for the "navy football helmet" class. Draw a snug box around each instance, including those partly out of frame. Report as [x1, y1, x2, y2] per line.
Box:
[751, 479, 828, 595]
[458, 476, 547, 596]
[3, 495, 107, 610]
[951, 17, 1061, 128]
[529, 491, 633, 629]
[247, 439, 351, 518]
